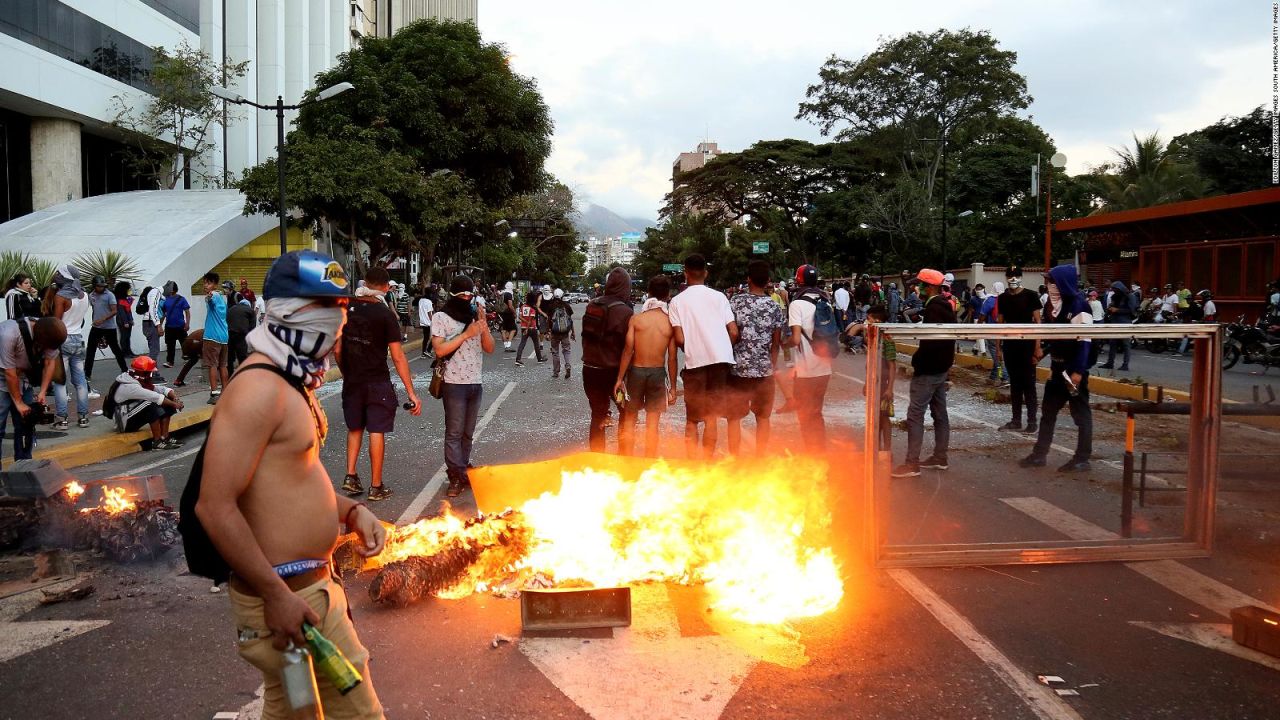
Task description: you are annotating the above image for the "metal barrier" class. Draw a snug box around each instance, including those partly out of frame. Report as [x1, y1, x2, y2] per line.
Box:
[864, 322, 1222, 568]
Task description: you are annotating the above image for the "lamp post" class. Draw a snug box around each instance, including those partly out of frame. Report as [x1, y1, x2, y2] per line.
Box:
[210, 81, 355, 255]
[1043, 152, 1067, 270]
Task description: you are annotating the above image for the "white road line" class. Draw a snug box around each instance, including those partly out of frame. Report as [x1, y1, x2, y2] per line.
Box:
[1001, 497, 1279, 618]
[396, 381, 517, 524]
[116, 443, 203, 476]
[1129, 621, 1280, 672]
[888, 569, 1085, 720]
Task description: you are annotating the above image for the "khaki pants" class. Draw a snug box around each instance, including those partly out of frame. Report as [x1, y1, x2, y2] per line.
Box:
[230, 577, 384, 719]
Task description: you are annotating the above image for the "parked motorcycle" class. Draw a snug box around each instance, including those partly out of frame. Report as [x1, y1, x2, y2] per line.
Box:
[486, 309, 502, 336]
[1134, 307, 1170, 354]
[1223, 315, 1280, 371]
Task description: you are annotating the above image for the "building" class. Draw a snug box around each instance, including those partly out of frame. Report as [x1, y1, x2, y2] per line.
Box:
[358, 0, 478, 38]
[1058, 186, 1280, 322]
[672, 141, 721, 193]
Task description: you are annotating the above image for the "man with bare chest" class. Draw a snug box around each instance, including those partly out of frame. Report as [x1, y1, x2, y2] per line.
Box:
[196, 251, 387, 719]
[614, 275, 678, 456]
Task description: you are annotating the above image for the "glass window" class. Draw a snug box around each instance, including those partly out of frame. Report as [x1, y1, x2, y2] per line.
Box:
[1217, 245, 1242, 298]
[0, 1, 154, 93]
[1244, 243, 1275, 298]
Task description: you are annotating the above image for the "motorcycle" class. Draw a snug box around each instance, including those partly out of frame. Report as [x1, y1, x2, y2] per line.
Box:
[486, 309, 502, 336]
[1223, 315, 1280, 371]
[1134, 307, 1171, 354]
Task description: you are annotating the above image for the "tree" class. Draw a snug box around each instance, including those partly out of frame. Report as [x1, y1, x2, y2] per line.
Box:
[1169, 106, 1274, 195]
[110, 42, 248, 189]
[238, 20, 552, 280]
[1095, 133, 1204, 211]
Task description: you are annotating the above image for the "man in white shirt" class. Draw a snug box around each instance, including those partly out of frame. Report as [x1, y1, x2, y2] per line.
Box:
[138, 284, 164, 365]
[787, 265, 834, 451]
[417, 292, 434, 358]
[1160, 284, 1180, 317]
[669, 254, 739, 458]
[833, 282, 851, 329]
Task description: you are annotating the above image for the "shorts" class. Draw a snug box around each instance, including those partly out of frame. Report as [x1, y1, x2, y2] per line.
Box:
[726, 374, 775, 420]
[501, 311, 517, 332]
[201, 339, 228, 370]
[625, 366, 668, 415]
[680, 362, 730, 424]
[341, 379, 397, 434]
[122, 401, 177, 432]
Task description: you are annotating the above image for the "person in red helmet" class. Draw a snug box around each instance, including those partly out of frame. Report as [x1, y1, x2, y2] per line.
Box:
[104, 355, 185, 449]
[892, 268, 957, 477]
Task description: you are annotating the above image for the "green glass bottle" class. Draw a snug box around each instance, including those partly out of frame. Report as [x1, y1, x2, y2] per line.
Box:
[302, 623, 363, 695]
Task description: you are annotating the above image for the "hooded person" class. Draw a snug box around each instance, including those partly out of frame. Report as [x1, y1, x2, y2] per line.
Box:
[430, 274, 495, 497]
[194, 249, 390, 719]
[48, 264, 93, 430]
[1099, 279, 1137, 371]
[581, 267, 635, 452]
[1019, 264, 1094, 473]
[499, 280, 518, 350]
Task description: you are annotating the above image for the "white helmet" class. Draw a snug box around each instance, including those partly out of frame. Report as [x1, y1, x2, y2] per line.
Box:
[504, 281, 514, 291]
[943, 272, 955, 284]
[541, 286, 553, 298]
[553, 288, 564, 298]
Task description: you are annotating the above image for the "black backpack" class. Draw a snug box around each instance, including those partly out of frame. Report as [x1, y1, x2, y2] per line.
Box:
[178, 364, 310, 583]
[135, 287, 153, 315]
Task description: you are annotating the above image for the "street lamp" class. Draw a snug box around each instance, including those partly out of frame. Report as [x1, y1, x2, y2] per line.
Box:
[210, 81, 355, 255]
[1044, 152, 1067, 270]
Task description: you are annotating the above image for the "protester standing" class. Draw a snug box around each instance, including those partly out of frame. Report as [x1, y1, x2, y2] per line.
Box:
[892, 269, 956, 477]
[995, 268, 1042, 433]
[4, 273, 41, 321]
[514, 286, 546, 366]
[1099, 280, 1137, 370]
[788, 264, 834, 451]
[85, 275, 128, 384]
[226, 290, 255, 373]
[613, 275, 677, 457]
[50, 266, 92, 429]
[581, 268, 634, 452]
[337, 268, 422, 503]
[196, 250, 387, 719]
[113, 281, 135, 360]
[160, 281, 190, 368]
[432, 275, 495, 498]
[726, 261, 784, 456]
[0, 317, 65, 464]
[669, 254, 738, 458]
[136, 283, 163, 364]
[417, 289, 434, 358]
[543, 288, 576, 379]
[200, 273, 230, 405]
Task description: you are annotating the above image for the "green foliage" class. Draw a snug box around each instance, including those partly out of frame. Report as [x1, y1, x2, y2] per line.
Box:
[0, 252, 34, 290]
[239, 19, 552, 279]
[110, 41, 249, 189]
[1169, 106, 1274, 195]
[585, 264, 620, 288]
[70, 250, 144, 289]
[1095, 133, 1204, 211]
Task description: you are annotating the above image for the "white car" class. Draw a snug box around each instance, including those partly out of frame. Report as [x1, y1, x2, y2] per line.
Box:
[566, 292, 589, 303]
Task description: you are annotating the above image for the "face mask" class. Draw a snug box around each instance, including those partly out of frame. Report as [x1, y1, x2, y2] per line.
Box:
[246, 298, 346, 389]
[976, 290, 987, 299]
[1008, 277, 1022, 288]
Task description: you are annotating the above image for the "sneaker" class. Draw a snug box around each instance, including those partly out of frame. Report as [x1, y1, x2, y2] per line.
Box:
[504, 348, 516, 353]
[1057, 459, 1091, 473]
[891, 463, 921, 478]
[920, 456, 949, 470]
[999, 421, 1022, 431]
[565, 367, 571, 379]
[87, 387, 101, 400]
[77, 415, 89, 428]
[367, 485, 393, 501]
[207, 394, 219, 405]
[152, 374, 166, 383]
[53, 417, 69, 431]
[445, 476, 465, 498]
[514, 360, 525, 367]
[537, 357, 547, 363]
[156, 438, 182, 450]
[341, 474, 363, 496]
[1018, 454, 1047, 468]
[1118, 365, 1130, 371]
[173, 380, 187, 388]
[1022, 421, 1038, 435]
[163, 362, 173, 368]
[163, 436, 184, 448]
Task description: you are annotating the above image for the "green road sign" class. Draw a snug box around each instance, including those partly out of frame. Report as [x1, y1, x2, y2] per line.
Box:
[662, 263, 682, 272]
[752, 241, 770, 254]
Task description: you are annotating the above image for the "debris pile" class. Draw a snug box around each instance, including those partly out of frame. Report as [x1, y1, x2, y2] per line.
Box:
[42, 485, 179, 563]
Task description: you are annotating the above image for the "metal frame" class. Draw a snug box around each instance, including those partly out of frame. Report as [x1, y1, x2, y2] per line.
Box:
[864, 323, 1223, 568]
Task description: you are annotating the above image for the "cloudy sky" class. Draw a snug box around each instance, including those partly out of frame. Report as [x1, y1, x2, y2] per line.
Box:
[480, 0, 1272, 222]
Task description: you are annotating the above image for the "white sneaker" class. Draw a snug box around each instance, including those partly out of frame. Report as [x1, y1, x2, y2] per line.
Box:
[87, 388, 101, 399]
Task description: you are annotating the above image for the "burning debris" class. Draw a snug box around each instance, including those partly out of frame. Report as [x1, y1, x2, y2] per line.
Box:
[359, 454, 846, 625]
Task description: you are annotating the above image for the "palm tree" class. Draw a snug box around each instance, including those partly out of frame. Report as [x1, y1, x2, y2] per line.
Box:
[1096, 133, 1204, 212]
[70, 249, 143, 290]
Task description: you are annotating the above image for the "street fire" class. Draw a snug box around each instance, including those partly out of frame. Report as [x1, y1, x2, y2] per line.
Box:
[82, 486, 137, 515]
[43, 480, 178, 562]
[63, 481, 85, 502]
[367, 454, 845, 624]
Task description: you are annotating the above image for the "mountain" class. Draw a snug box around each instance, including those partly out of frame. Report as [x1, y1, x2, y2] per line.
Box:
[577, 203, 655, 237]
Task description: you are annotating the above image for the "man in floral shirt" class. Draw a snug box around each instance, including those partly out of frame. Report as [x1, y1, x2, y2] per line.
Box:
[726, 260, 785, 455]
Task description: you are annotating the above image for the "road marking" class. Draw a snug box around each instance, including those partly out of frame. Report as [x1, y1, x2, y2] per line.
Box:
[1130, 621, 1280, 672]
[396, 381, 517, 524]
[116, 443, 203, 476]
[520, 584, 757, 720]
[1001, 497, 1279, 618]
[888, 569, 1085, 720]
[0, 577, 110, 664]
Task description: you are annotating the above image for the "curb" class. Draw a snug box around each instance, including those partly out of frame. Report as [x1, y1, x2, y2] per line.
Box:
[894, 342, 1279, 430]
[6, 337, 426, 470]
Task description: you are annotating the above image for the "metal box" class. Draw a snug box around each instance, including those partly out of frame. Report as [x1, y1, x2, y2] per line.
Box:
[1231, 605, 1280, 659]
[81, 475, 168, 504]
[520, 587, 632, 631]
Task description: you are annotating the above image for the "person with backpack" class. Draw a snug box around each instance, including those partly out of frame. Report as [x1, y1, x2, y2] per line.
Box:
[1019, 264, 1095, 473]
[514, 286, 546, 367]
[0, 316, 66, 465]
[192, 250, 388, 718]
[891, 268, 957, 478]
[49, 265, 92, 430]
[104, 355, 184, 449]
[543, 288, 576, 378]
[134, 283, 163, 365]
[582, 267, 635, 452]
[787, 264, 836, 451]
[669, 254, 738, 458]
[431, 275, 495, 498]
[160, 280, 191, 369]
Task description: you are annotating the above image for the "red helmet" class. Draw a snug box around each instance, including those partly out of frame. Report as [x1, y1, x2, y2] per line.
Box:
[794, 264, 818, 287]
[131, 356, 157, 373]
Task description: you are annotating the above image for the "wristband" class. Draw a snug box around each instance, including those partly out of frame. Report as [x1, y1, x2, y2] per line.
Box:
[345, 502, 366, 529]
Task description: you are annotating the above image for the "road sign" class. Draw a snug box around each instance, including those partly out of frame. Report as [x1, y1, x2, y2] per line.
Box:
[752, 241, 769, 254]
[662, 263, 682, 272]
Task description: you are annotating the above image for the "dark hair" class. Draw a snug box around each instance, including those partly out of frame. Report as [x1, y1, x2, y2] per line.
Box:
[113, 281, 131, 298]
[364, 267, 391, 286]
[450, 274, 474, 294]
[867, 305, 889, 321]
[4, 272, 31, 294]
[33, 317, 67, 348]
[746, 260, 771, 288]
[203, 271, 220, 284]
[683, 254, 708, 272]
[647, 275, 671, 301]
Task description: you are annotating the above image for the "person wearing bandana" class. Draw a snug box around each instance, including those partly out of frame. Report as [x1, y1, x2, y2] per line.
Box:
[196, 250, 387, 719]
[431, 275, 495, 497]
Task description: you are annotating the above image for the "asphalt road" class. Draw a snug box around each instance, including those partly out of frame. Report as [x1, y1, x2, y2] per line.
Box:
[2, 323, 1278, 720]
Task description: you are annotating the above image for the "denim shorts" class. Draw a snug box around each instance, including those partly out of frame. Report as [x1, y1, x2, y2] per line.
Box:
[625, 366, 667, 414]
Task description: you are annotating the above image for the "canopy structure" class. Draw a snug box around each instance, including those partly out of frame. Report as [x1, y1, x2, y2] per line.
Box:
[0, 189, 276, 327]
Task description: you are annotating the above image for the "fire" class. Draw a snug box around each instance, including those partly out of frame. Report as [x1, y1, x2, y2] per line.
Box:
[63, 481, 85, 502]
[374, 455, 845, 624]
[79, 486, 137, 515]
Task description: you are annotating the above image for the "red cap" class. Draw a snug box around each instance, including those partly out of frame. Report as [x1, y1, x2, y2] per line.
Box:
[916, 268, 945, 286]
[131, 356, 157, 373]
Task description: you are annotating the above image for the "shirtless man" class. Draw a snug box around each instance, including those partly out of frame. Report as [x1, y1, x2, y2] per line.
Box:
[196, 250, 387, 719]
[614, 275, 678, 457]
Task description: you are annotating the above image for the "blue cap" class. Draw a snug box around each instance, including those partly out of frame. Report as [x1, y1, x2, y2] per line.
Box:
[263, 250, 350, 301]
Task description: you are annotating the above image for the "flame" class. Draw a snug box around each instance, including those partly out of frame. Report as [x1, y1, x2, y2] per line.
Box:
[64, 481, 85, 502]
[377, 456, 845, 624]
[80, 486, 137, 515]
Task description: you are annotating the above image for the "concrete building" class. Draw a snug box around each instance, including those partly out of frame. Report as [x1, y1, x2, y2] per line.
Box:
[365, 0, 478, 37]
[672, 141, 721, 193]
